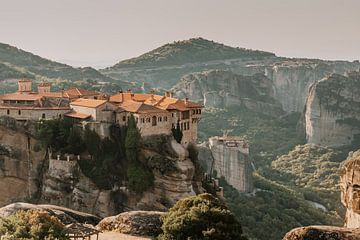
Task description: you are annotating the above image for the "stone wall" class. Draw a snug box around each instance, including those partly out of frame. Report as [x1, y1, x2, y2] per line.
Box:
[0, 108, 70, 121]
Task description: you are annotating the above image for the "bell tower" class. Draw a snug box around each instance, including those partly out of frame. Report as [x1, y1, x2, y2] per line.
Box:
[38, 82, 51, 94]
[18, 79, 32, 93]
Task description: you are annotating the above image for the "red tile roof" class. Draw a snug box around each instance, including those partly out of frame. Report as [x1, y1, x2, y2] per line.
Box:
[70, 98, 107, 108]
[64, 112, 91, 119]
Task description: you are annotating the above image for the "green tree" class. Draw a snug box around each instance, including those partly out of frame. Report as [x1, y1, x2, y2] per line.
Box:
[64, 127, 85, 155]
[84, 127, 101, 160]
[125, 115, 141, 162]
[159, 193, 247, 240]
[171, 121, 183, 144]
[125, 115, 153, 193]
[0, 210, 68, 240]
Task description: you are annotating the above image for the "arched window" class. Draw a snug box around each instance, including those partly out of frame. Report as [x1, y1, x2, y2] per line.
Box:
[152, 116, 157, 126]
[18, 110, 21, 115]
[7, 109, 10, 115]
[42, 113, 46, 119]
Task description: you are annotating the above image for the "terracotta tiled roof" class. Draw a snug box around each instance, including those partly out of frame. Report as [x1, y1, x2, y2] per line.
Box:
[38, 82, 51, 87]
[18, 79, 32, 82]
[64, 112, 91, 119]
[0, 105, 70, 110]
[64, 88, 100, 99]
[119, 101, 168, 114]
[70, 98, 107, 108]
[0, 93, 42, 101]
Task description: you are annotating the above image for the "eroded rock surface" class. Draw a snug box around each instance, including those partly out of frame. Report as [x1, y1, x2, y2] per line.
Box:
[0, 202, 100, 225]
[305, 72, 360, 147]
[283, 226, 360, 240]
[340, 150, 360, 228]
[97, 211, 164, 237]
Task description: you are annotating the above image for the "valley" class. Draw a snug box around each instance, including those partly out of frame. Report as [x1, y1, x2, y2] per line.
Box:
[0, 37, 359, 240]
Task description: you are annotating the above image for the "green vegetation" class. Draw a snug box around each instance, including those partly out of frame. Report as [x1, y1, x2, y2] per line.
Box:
[199, 106, 348, 239]
[221, 175, 341, 240]
[0, 210, 68, 240]
[125, 115, 154, 194]
[158, 193, 247, 240]
[171, 122, 183, 144]
[112, 37, 275, 69]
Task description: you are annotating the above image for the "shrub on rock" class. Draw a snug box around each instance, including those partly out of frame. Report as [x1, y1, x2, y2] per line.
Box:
[158, 193, 247, 240]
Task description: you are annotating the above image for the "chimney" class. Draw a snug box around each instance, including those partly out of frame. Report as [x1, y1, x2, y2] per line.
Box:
[165, 91, 173, 98]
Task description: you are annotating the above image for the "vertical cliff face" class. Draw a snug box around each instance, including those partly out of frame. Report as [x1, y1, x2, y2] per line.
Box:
[305, 72, 360, 147]
[266, 60, 360, 113]
[0, 117, 45, 206]
[198, 136, 253, 193]
[172, 70, 283, 116]
[340, 150, 360, 228]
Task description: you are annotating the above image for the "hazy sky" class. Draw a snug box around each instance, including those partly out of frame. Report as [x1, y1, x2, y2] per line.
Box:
[0, 0, 359, 68]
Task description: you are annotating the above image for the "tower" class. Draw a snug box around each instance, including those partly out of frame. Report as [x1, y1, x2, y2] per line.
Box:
[18, 79, 32, 93]
[38, 82, 51, 94]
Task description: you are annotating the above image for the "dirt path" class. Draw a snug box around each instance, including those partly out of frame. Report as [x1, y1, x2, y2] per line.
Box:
[91, 232, 151, 240]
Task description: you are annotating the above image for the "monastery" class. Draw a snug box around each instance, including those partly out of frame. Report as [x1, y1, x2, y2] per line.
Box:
[0, 79, 202, 144]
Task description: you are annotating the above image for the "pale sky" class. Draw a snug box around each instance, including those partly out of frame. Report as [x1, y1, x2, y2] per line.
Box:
[0, 0, 359, 68]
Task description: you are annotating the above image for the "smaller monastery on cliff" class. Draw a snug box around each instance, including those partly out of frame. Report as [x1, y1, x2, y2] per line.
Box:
[0, 79, 203, 144]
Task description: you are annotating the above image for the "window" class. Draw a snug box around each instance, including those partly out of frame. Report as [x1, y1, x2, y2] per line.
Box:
[187, 122, 190, 129]
[172, 113, 174, 117]
[164, 116, 167, 121]
[146, 117, 150, 123]
[18, 110, 21, 115]
[141, 118, 145, 123]
[181, 111, 190, 120]
[158, 116, 162, 122]
[123, 116, 126, 121]
[42, 113, 46, 119]
[7, 109, 10, 115]
[152, 116, 157, 126]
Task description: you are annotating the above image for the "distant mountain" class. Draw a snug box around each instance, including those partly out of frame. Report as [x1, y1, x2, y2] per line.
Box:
[107, 37, 276, 69]
[0, 42, 114, 82]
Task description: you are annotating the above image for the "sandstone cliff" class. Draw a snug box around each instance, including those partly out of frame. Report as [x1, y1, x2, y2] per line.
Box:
[305, 72, 360, 147]
[266, 60, 360, 113]
[0, 116, 197, 218]
[172, 70, 283, 116]
[0, 117, 45, 206]
[340, 149, 360, 228]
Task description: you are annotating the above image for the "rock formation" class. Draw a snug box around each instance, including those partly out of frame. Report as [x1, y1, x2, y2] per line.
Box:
[0, 116, 197, 218]
[283, 226, 360, 240]
[340, 149, 360, 228]
[172, 70, 283, 116]
[97, 211, 164, 237]
[0, 116, 45, 206]
[198, 136, 253, 193]
[0, 202, 101, 225]
[266, 60, 360, 113]
[305, 72, 360, 147]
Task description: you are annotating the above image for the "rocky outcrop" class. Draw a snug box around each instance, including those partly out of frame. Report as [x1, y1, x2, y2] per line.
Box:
[305, 72, 360, 147]
[265, 60, 360, 113]
[340, 150, 360, 228]
[0, 117, 45, 206]
[97, 211, 164, 237]
[283, 226, 360, 240]
[135, 136, 196, 211]
[198, 136, 253, 193]
[40, 158, 116, 218]
[172, 70, 283, 116]
[0, 202, 101, 225]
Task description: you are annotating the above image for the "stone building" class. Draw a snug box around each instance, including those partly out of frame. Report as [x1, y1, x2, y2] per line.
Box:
[0, 80, 71, 121]
[109, 91, 203, 144]
[208, 136, 253, 193]
[0, 79, 203, 144]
